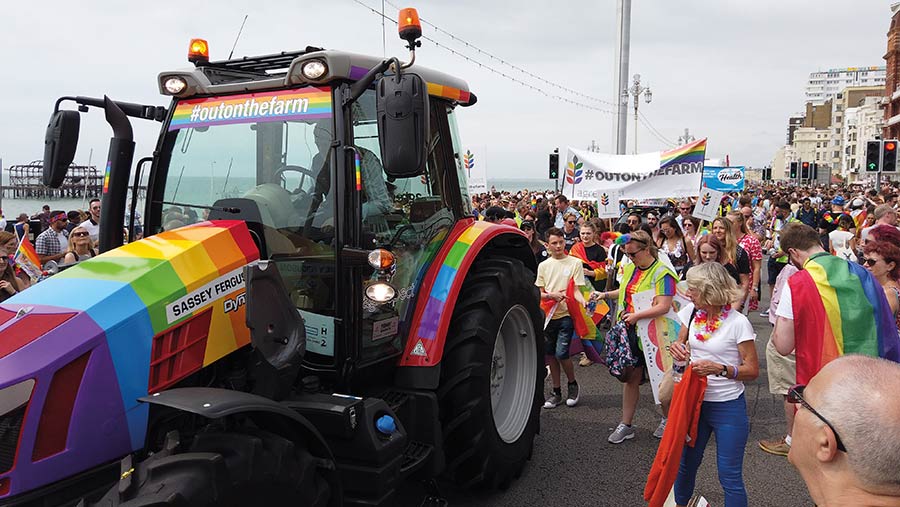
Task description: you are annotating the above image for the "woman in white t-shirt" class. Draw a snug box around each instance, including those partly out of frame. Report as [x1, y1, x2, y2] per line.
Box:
[828, 214, 857, 263]
[669, 262, 759, 507]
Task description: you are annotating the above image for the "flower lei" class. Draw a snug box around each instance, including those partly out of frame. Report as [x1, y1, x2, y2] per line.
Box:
[693, 305, 731, 342]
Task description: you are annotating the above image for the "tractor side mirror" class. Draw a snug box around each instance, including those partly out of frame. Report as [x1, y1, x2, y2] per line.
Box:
[43, 110, 81, 188]
[376, 72, 429, 178]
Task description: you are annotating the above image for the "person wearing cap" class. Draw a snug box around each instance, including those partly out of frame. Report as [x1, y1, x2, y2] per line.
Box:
[761, 201, 797, 318]
[34, 211, 70, 264]
[14, 214, 30, 242]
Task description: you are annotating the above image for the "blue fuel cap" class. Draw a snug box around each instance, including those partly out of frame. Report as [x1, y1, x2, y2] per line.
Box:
[375, 415, 397, 435]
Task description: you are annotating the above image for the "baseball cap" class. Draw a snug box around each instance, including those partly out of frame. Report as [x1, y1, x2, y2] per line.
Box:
[832, 195, 846, 206]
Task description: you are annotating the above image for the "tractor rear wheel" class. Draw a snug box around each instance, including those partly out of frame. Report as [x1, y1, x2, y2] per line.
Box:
[113, 428, 334, 506]
[439, 257, 542, 490]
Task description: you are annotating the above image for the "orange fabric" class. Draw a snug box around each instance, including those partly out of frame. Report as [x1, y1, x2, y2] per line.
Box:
[643, 367, 707, 507]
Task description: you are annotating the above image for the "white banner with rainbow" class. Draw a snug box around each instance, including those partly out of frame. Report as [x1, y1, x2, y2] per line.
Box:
[562, 139, 707, 201]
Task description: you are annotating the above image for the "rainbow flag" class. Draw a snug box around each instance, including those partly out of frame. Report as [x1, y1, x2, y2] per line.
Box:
[788, 252, 900, 383]
[564, 279, 609, 341]
[660, 138, 707, 167]
[13, 236, 42, 282]
[540, 299, 559, 330]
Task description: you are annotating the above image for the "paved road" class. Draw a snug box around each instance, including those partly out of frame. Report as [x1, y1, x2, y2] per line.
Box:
[446, 300, 812, 507]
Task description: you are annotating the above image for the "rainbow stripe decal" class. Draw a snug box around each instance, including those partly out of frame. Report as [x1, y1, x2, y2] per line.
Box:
[415, 221, 490, 341]
[355, 152, 362, 191]
[5, 221, 259, 449]
[169, 87, 332, 131]
[426, 82, 472, 104]
[102, 160, 111, 194]
[660, 138, 707, 167]
[790, 252, 900, 383]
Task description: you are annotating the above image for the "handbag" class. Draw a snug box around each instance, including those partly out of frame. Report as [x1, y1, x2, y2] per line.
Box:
[604, 320, 639, 382]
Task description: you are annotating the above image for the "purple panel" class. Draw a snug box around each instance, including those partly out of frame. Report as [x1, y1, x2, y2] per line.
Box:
[350, 65, 369, 80]
[418, 296, 444, 340]
[0, 309, 131, 497]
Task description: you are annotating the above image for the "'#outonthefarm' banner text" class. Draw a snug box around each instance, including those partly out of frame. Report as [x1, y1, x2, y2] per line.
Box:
[562, 139, 707, 201]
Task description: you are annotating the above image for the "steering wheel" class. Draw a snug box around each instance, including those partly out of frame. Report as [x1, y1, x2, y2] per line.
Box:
[273, 164, 317, 195]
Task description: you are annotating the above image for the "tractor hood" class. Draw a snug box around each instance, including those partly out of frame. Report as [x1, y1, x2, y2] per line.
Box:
[0, 220, 258, 499]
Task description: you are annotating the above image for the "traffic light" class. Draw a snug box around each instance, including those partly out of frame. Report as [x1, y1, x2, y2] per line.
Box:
[549, 152, 559, 179]
[789, 162, 798, 179]
[812, 162, 818, 180]
[866, 141, 882, 172]
[883, 140, 898, 172]
[801, 161, 810, 180]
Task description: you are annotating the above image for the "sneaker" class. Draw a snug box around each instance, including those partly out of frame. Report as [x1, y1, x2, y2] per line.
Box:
[652, 418, 667, 439]
[758, 437, 790, 456]
[543, 393, 563, 409]
[578, 354, 593, 367]
[759, 309, 769, 318]
[566, 383, 579, 407]
[608, 423, 635, 444]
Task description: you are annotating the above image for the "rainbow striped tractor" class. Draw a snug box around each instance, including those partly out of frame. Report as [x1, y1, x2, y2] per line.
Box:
[0, 12, 543, 507]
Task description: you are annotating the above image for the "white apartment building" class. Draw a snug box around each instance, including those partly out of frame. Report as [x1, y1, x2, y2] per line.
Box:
[793, 127, 831, 173]
[805, 67, 886, 104]
[829, 86, 884, 178]
[843, 97, 885, 182]
[771, 145, 797, 180]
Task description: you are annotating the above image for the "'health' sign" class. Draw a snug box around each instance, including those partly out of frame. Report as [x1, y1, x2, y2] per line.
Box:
[702, 166, 745, 191]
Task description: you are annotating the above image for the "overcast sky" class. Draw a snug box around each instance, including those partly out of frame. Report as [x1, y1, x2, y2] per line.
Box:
[0, 0, 892, 181]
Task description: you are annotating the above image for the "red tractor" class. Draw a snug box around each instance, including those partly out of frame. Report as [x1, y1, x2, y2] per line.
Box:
[0, 9, 542, 506]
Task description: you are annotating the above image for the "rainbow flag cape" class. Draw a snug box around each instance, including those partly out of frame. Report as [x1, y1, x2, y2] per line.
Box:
[788, 252, 900, 383]
[13, 236, 42, 282]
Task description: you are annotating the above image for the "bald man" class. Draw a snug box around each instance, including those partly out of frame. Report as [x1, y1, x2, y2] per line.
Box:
[789, 355, 900, 506]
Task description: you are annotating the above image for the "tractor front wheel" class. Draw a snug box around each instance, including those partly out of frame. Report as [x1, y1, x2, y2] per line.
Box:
[104, 427, 335, 507]
[439, 257, 543, 490]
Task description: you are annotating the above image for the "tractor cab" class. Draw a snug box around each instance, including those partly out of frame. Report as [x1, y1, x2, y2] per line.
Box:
[147, 46, 476, 384]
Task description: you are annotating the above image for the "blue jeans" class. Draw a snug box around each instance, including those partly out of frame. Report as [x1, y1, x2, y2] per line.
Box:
[544, 316, 574, 359]
[674, 394, 749, 507]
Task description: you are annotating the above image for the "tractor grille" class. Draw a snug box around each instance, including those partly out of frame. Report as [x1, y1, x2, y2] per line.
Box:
[0, 404, 27, 474]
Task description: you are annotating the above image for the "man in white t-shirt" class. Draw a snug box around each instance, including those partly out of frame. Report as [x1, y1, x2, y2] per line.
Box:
[536, 227, 586, 409]
[81, 198, 101, 244]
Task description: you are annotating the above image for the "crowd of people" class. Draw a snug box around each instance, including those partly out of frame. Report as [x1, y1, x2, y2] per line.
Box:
[471, 180, 900, 506]
[0, 198, 145, 301]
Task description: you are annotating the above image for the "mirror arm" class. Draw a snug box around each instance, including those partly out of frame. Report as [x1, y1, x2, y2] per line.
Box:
[54, 96, 168, 122]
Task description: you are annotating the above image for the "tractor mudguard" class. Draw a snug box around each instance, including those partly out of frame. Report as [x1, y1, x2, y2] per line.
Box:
[396, 219, 534, 387]
[140, 387, 335, 465]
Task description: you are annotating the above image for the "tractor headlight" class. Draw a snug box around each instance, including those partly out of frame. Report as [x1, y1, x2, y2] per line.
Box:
[163, 76, 188, 95]
[301, 60, 328, 80]
[0, 379, 35, 417]
[365, 282, 396, 303]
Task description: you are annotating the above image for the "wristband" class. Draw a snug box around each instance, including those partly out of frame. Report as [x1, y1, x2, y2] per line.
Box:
[732, 365, 739, 379]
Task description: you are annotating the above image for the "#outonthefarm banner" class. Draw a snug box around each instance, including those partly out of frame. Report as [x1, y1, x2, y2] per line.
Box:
[463, 146, 487, 195]
[562, 139, 707, 201]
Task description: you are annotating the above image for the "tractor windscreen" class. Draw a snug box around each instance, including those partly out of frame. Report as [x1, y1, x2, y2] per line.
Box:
[160, 87, 335, 241]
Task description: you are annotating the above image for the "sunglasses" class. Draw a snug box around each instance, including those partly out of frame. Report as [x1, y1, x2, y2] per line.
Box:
[624, 248, 645, 258]
[788, 384, 847, 453]
[679, 207, 691, 211]
[566, 220, 577, 224]
[862, 257, 878, 267]
[72, 232, 90, 237]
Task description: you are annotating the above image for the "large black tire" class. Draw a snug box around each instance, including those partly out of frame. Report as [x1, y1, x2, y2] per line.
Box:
[438, 256, 543, 490]
[114, 428, 333, 506]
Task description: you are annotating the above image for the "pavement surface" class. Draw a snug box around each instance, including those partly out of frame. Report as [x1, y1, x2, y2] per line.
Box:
[444, 293, 813, 507]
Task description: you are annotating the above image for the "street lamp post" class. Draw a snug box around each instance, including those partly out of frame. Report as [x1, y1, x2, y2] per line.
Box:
[629, 74, 652, 154]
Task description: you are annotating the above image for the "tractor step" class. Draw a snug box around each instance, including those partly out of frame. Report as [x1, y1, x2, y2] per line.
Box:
[400, 440, 433, 476]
